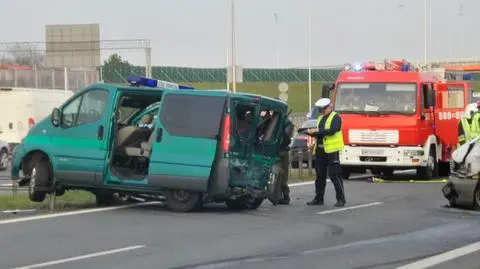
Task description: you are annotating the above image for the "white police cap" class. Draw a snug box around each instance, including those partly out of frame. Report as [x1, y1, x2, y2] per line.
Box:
[314, 98, 331, 109]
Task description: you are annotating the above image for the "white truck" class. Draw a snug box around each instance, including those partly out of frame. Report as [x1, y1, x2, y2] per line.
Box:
[0, 87, 74, 150]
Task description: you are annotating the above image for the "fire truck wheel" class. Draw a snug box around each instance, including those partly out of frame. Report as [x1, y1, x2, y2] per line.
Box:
[341, 167, 351, 180]
[416, 147, 438, 180]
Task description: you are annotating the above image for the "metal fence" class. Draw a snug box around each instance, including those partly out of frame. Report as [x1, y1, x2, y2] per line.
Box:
[0, 67, 100, 92]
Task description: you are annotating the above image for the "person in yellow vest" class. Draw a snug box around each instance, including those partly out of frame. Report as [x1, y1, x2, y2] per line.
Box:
[306, 98, 346, 207]
[471, 101, 480, 139]
[458, 107, 474, 146]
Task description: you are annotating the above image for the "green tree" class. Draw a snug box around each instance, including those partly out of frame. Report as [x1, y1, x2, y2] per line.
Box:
[102, 53, 139, 83]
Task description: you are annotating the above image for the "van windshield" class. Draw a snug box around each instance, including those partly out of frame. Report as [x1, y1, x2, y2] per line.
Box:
[334, 83, 417, 115]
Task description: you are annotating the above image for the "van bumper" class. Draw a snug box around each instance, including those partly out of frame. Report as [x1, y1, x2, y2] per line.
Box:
[10, 143, 25, 178]
[442, 175, 479, 208]
[340, 145, 427, 168]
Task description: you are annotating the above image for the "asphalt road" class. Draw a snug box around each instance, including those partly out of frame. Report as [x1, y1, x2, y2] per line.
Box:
[0, 171, 479, 269]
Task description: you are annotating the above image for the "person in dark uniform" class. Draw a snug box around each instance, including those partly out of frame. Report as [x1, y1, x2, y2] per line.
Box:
[306, 98, 346, 207]
[277, 115, 294, 205]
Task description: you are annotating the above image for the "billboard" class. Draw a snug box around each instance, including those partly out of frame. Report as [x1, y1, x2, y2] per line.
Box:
[45, 24, 100, 68]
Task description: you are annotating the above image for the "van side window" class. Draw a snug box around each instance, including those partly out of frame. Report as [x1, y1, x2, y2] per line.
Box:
[160, 94, 225, 139]
[234, 103, 255, 139]
[61, 89, 109, 128]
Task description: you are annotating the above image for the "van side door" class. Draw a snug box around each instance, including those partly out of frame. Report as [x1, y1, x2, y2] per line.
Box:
[147, 93, 226, 192]
[50, 88, 112, 186]
[228, 99, 259, 187]
[254, 106, 288, 204]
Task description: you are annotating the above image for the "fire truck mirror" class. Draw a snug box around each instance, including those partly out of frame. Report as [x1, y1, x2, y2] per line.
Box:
[426, 88, 436, 108]
[322, 83, 335, 99]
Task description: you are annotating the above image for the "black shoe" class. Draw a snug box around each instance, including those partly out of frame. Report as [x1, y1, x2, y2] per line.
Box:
[306, 198, 324, 206]
[334, 200, 346, 207]
[278, 199, 290, 205]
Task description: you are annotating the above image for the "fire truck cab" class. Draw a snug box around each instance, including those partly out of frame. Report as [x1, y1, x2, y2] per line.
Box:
[322, 59, 472, 179]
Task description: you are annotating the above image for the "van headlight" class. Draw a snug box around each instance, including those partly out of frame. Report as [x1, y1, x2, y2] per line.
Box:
[404, 149, 424, 157]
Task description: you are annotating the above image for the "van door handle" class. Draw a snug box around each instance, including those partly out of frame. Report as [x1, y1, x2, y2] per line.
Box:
[156, 128, 163, 143]
[97, 125, 104, 140]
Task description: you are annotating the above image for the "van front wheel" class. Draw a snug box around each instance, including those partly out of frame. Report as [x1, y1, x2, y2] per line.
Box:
[166, 190, 202, 212]
[27, 156, 51, 202]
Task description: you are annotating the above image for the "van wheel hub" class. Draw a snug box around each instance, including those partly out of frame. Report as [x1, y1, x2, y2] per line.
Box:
[172, 190, 191, 202]
[29, 168, 37, 195]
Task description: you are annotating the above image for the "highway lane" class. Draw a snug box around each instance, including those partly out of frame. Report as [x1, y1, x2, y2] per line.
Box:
[0, 177, 479, 269]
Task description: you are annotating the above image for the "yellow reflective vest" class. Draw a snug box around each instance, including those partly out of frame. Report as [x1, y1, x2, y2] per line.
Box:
[459, 118, 472, 145]
[313, 111, 344, 154]
[471, 112, 480, 139]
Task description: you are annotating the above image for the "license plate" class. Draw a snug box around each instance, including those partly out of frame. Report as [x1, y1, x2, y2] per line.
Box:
[361, 149, 384, 156]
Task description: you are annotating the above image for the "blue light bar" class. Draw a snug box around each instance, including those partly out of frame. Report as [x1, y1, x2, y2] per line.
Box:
[127, 75, 194, 90]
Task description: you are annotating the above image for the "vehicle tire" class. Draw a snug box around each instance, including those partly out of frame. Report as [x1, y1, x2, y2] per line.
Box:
[370, 169, 382, 177]
[166, 189, 203, 212]
[27, 155, 51, 202]
[0, 148, 8, 171]
[95, 192, 117, 206]
[225, 199, 246, 211]
[245, 197, 263, 210]
[341, 167, 351, 180]
[472, 183, 480, 210]
[416, 147, 438, 180]
[438, 161, 451, 177]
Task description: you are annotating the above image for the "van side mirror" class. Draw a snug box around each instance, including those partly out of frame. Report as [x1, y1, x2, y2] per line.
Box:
[51, 108, 61, 127]
[322, 83, 334, 99]
[426, 88, 435, 108]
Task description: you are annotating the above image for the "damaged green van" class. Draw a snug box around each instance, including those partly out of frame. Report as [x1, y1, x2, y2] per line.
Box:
[10, 78, 291, 212]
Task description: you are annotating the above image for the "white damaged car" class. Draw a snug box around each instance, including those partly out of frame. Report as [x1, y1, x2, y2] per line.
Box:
[0, 139, 8, 171]
[442, 136, 480, 209]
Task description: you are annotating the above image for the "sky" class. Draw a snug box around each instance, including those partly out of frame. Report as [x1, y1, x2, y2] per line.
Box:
[0, 0, 478, 68]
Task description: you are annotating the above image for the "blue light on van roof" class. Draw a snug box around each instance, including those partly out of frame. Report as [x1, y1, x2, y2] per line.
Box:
[127, 75, 194, 90]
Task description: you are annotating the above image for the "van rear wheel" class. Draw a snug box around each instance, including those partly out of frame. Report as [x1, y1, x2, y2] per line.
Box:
[166, 190, 202, 212]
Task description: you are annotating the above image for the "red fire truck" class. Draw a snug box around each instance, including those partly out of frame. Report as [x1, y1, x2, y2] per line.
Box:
[322, 59, 474, 179]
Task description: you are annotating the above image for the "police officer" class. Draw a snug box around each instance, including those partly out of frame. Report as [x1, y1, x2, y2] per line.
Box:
[306, 98, 346, 207]
[278, 115, 294, 205]
[471, 101, 480, 139]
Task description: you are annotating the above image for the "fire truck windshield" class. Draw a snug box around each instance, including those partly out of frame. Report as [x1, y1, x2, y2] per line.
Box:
[334, 83, 417, 115]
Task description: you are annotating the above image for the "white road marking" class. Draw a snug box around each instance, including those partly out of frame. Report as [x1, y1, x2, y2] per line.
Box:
[395, 241, 480, 269]
[0, 201, 162, 225]
[316, 202, 383, 215]
[288, 174, 369, 187]
[8, 245, 146, 269]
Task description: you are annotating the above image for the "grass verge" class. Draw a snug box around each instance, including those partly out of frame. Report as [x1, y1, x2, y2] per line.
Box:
[190, 82, 325, 113]
[0, 190, 96, 212]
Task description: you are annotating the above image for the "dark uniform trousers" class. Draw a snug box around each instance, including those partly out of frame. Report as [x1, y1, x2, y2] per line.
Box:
[279, 150, 290, 199]
[314, 146, 345, 202]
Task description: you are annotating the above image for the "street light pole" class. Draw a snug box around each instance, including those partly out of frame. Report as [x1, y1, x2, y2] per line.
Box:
[308, 0, 312, 109]
[226, 13, 230, 91]
[423, 0, 428, 65]
[231, 0, 237, 93]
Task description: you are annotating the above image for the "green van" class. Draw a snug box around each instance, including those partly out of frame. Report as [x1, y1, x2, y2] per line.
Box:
[10, 80, 291, 212]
